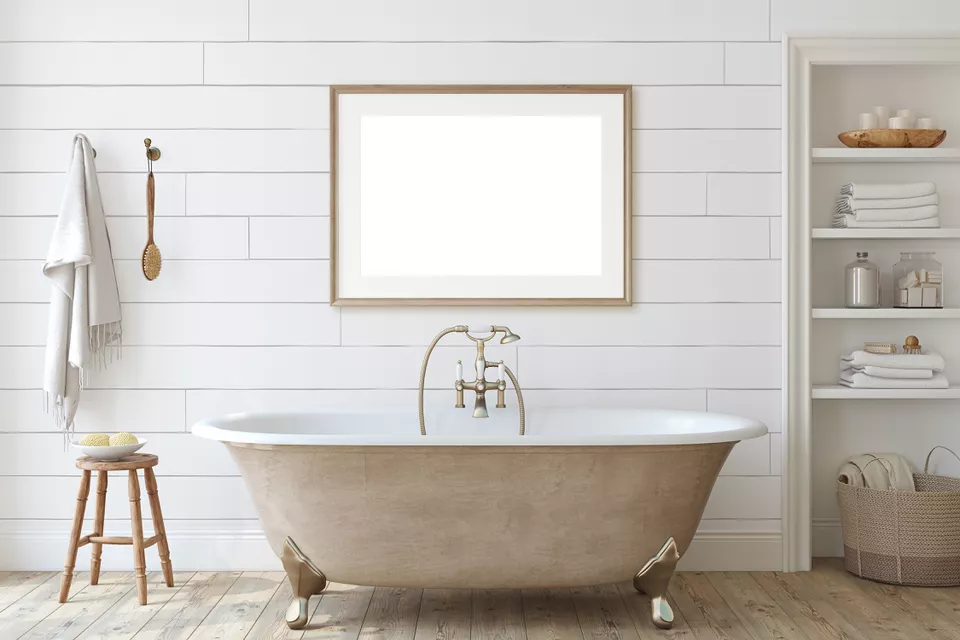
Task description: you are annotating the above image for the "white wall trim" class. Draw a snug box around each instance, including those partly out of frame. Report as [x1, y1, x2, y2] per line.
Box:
[0, 521, 781, 573]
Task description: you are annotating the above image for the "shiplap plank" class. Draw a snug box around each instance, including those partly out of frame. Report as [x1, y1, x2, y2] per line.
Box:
[633, 86, 780, 129]
[633, 260, 781, 303]
[0, 217, 248, 260]
[188, 571, 285, 640]
[204, 42, 724, 85]
[633, 217, 771, 259]
[634, 130, 781, 172]
[249, 0, 768, 41]
[707, 174, 782, 217]
[0, 433, 237, 476]
[0, 173, 185, 217]
[722, 435, 772, 476]
[114, 260, 330, 303]
[187, 173, 329, 217]
[0, 477, 257, 520]
[725, 43, 782, 85]
[703, 477, 782, 520]
[0, 43, 200, 84]
[340, 304, 781, 346]
[130, 572, 241, 640]
[707, 390, 783, 433]
[0, 262, 48, 303]
[771, 0, 960, 41]
[0, 87, 329, 129]
[0, 0, 247, 41]
[519, 346, 781, 389]
[250, 217, 331, 259]
[634, 174, 706, 216]
[0, 390, 186, 433]
[0, 130, 328, 172]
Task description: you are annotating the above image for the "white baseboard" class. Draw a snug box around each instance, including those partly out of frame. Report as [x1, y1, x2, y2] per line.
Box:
[0, 521, 783, 572]
[812, 518, 844, 558]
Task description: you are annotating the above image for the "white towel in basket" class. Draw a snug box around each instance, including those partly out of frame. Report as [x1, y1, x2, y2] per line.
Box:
[838, 453, 916, 492]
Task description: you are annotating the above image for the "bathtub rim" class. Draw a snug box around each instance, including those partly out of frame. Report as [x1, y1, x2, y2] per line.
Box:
[191, 408, 767, 447]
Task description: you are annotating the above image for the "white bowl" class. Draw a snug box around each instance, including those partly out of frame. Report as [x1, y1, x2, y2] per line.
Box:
[71, 439, 147, 462]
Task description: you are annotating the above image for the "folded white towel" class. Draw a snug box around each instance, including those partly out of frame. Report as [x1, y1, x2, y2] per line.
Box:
[841, 363, 934, 379]
[840, 371, 949, 388]
[843, 350, 945, 371]
[838, 454, 916, 492]
[833, 214, 941, 228]
[835, 202, 940, 223]
[836, 193, 939, 212]
[841, 182, 937, 199]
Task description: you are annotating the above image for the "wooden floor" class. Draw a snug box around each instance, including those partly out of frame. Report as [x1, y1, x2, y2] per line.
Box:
[1, 559, 959, 639]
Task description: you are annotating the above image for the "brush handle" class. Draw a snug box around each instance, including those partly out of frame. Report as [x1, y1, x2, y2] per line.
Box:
[146, 172, 155, 244]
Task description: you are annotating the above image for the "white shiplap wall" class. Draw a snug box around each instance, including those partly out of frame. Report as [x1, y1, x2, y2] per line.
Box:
[2, 0, 952, 572]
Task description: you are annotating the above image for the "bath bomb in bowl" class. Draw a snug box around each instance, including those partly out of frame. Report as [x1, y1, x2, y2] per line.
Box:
[110, 432, 138, 446]
[79, 433, 110, 446]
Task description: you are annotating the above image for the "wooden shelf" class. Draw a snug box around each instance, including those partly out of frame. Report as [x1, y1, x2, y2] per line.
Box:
[812, 308, 960, 319]
[812, 228, 960, 239]
[812, 147, 960, 163]
[813, 385, 960, 400]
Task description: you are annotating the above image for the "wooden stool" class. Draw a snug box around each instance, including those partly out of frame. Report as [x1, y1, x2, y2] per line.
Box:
[59, 454, 173, 605]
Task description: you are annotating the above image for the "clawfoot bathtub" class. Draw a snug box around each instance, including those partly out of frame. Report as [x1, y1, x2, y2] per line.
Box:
[192, 408, 766, 630]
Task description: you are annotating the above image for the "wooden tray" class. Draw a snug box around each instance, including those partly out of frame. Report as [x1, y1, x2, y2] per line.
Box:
[839, 129, 947, 148]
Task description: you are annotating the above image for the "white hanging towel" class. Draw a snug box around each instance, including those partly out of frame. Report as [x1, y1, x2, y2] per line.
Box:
[42, 134, 122, 440]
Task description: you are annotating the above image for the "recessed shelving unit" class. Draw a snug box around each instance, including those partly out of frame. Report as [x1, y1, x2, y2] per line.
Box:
[812, 308, 960, 319]
[812, 147, 960, 162]
[812, 228, 960, 239]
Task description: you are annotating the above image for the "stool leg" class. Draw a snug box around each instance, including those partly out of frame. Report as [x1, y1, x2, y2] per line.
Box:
[60, 469, 91, 603]
[144, 468, 174, 587]
[89, 471, 108, 585]
[128, 470, 148, 605]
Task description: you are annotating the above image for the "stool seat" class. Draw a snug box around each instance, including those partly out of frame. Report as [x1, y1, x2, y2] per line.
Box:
[60, 454, 173, 606]
[76, 453, 158, 472]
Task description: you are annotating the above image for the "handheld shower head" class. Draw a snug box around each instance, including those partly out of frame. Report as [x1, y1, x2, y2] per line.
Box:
[500, 328, 521, 344]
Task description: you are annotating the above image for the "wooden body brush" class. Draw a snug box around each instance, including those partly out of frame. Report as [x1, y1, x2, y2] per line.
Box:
[142, 170, 162, 280]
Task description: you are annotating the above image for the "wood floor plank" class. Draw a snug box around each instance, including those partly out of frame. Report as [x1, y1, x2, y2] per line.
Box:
[705, 572, 807, 640]
[188, 571, 286, 640]
[616, 581, 692, 639]
[130, 571, 240, 640]
[0, 573, 65, 639]
[0, 572, 56, 613]
[242, 577, 318, 640]
[414, 589, 472, 640]
[19, 572, 135, 640]
[76, 571, 194, 640]
[905, 583, 960, 627]
[359, 587, 423, 640]
[803, 560, 931, 640]
[668, 573, 751, 640]
[302, 582, 374, 640]
[472, 589, 525, 640]
[521, 589, 582, 640]
[817, 559, 960, 640]
[750, 571, 862, 640]
[569, 583, 640, 640]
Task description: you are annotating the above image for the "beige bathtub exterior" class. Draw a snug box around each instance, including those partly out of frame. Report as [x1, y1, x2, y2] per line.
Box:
[227, 441, 733, 588]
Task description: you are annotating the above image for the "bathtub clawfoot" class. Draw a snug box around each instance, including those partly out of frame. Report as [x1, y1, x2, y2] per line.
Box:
[280, 537, 327, 630]
[633, 536, 680, 630]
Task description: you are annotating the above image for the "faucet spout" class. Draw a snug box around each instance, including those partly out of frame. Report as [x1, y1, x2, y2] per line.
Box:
[473, 391, 489, 418]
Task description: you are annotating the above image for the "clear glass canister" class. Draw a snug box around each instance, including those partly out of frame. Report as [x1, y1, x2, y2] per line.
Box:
[845, 252, 881, 308]
[894, 252, 943, 308]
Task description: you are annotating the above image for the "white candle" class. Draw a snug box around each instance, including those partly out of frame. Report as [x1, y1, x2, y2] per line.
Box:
[873, 106, 890, 128]
[897, 109, 916, 128]
[456, 360, 463, 380]
[889, 116, 909, 130]
[498, 362, 505, 381]
[859, 112, 879, 130]
[917, 117, 937, 129]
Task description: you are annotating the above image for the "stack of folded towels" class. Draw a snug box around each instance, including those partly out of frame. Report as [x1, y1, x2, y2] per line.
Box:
[833, 182, 940, 228]
[840, 349, 948, 388]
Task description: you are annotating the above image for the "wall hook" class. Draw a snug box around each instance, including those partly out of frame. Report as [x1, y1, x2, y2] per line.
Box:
[144, 138, 161, 162]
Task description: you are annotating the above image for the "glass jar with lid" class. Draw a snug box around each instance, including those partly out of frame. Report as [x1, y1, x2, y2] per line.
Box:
[893, 252, 943, 308]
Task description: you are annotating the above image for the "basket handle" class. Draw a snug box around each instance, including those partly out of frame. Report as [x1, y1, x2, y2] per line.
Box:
[850, 456, 899, 490]
[924, 446, 960, 474]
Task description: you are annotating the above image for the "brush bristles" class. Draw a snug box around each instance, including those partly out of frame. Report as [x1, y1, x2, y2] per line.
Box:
[142, 244, 162, 281]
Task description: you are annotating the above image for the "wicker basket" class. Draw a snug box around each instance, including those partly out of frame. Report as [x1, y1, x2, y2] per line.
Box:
[838, 447, 960, 586]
